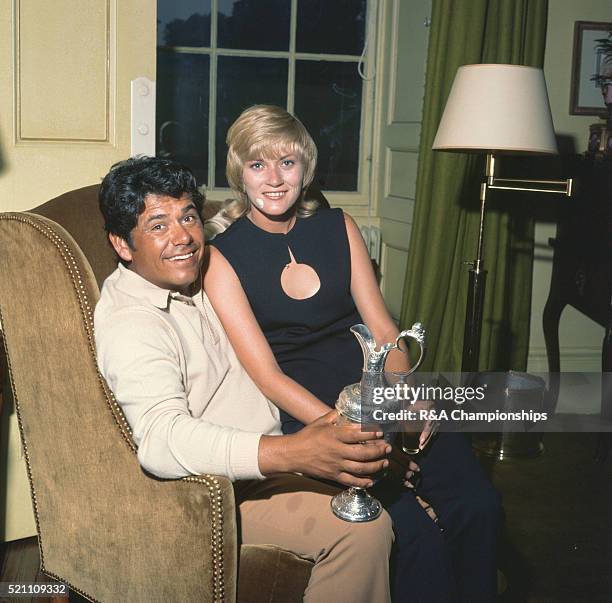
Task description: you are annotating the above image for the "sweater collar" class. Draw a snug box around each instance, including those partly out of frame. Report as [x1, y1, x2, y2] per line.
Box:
[114, 263, 201, 309]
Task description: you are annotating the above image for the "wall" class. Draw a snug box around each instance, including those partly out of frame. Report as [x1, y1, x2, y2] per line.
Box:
[544, 0, 611, 147]
[528, 0, 612, 403]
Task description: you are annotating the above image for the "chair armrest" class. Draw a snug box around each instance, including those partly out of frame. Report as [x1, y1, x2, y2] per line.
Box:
[41, 470, 237, 603]
[178, 473, 238, 602]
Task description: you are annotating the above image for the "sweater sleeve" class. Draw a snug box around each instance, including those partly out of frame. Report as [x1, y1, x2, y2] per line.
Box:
[95, 307, 264, 481]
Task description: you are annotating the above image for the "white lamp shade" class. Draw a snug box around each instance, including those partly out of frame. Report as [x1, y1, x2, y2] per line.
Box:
[432, 64, 558, 154]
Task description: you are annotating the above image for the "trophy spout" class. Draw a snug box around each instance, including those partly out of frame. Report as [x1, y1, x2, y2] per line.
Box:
[350, 324, 376, 371]
[350, 324, 395, 373]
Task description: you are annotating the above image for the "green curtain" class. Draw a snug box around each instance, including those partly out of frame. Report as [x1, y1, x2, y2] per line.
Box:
[399, 0, 548, 371]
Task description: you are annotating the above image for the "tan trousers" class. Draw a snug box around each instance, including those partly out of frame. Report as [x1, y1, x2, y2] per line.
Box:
[235, 474, 393, 603]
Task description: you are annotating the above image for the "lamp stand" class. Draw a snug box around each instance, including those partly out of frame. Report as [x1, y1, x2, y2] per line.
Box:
[461, 153, 573, 373]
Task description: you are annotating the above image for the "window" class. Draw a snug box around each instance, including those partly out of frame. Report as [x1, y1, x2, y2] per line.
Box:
[156, 0, 374, 204]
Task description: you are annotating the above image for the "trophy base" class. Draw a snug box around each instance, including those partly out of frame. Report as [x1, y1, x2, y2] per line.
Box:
[330, 487, 383, 522]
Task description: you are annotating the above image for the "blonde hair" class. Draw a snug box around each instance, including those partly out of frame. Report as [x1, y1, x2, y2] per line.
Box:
[223, 105, 319, 222]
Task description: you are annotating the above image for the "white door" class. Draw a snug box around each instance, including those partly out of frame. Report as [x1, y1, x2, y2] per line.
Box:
[373, 0, 430, 321]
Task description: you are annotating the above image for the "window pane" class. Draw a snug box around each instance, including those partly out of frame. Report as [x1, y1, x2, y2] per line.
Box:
[215, 56, 288, 187]
[156, 51, 210, 184]
[296, 0, 366, 55]
[295, 61, 362, 191]
[157, 0, 211, 47]
[217, 0, 290, 51]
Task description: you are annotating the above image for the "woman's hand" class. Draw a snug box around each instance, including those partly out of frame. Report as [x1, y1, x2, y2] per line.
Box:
[386, 443, 420, 487]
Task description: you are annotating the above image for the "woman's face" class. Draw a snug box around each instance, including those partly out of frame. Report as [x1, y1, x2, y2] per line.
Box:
[242, 151, 304, 219]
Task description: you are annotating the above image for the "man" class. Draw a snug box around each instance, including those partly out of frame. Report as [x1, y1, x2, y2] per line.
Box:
[94, 156, 394, 603]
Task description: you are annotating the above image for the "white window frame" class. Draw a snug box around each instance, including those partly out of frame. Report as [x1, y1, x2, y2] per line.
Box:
[157, 0, 378, 213]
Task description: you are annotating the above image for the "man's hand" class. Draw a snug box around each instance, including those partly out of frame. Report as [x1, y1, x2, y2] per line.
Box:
[259, 410, 391, 487]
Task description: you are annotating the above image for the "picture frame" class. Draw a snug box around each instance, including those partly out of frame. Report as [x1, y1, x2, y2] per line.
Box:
[569, 21, 611, 116]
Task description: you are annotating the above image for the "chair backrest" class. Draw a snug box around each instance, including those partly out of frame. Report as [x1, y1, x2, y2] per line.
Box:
[30, 184, 116, 289]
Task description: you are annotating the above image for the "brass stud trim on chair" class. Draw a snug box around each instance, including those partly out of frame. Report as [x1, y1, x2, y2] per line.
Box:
[183, 474, 226, 602]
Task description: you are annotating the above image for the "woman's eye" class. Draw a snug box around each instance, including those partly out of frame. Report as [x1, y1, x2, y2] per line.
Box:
[281, 159, 295, 167]
[250, 162, 263, 169]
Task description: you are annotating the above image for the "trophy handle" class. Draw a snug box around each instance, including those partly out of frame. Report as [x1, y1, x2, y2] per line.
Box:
[395, 322, 426, 375]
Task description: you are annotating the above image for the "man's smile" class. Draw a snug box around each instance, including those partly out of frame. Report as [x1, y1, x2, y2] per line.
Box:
[166, 251, 196, 262]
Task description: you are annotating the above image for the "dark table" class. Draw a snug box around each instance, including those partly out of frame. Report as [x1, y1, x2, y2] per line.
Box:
[542, 156, 612, 460]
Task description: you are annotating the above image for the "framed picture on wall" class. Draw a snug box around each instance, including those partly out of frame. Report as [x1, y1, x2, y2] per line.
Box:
[569, 21, 611, 116]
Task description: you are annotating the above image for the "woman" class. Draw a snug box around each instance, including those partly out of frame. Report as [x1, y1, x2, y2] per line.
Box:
[204, 105, 499, 603]
[205, 104, 409, 434]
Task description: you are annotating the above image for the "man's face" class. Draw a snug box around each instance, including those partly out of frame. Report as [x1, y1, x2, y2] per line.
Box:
[110, 193, 205, 294]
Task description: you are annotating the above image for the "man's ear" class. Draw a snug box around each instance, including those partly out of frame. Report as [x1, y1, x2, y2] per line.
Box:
[108, 233, 133, 263]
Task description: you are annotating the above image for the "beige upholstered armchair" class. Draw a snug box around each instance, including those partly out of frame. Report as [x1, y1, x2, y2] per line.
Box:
[0, 186, 312, 602]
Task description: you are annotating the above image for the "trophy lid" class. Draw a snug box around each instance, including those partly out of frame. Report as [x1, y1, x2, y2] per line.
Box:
[336, 382, 363, 423]
[336, 381, 398, 426]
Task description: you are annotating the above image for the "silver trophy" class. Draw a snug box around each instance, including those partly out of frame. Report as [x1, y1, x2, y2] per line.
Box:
[330, 323, 426, 522]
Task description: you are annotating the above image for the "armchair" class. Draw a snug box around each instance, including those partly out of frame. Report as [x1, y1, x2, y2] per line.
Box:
[0, 186, 312, 602]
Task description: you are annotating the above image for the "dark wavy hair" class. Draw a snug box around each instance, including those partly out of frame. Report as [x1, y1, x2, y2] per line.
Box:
[99, 156, 204, 247]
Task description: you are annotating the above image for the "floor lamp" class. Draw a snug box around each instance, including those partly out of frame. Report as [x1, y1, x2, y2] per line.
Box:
[432, 64, 573, 372]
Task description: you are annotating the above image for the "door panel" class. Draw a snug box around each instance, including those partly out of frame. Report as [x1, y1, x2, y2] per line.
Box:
[0, 0, 156, 212]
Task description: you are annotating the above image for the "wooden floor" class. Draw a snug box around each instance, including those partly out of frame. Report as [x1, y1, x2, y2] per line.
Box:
[0, 538, 68, 603]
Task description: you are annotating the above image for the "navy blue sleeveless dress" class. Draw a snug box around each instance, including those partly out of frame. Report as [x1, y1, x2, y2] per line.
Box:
[211, 207, 363, 433]
[211, 206, 500, 603]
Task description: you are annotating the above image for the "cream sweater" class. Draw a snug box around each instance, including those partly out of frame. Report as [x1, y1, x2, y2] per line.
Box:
[94, 264, 281, 481]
